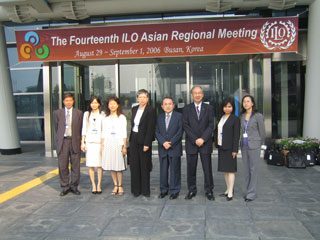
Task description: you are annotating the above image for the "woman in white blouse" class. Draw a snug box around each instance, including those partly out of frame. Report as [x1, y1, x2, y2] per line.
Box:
[101, 96, 127, 195]
[81, 96, 104, 194]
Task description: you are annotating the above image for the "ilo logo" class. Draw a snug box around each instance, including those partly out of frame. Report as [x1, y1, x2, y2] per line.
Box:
[20, 31, 50, 60]
[260, 20, 296, 50]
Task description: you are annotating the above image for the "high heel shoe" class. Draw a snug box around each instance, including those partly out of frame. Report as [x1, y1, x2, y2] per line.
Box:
[118, 185, 124, 196]
[111, 185, 118, 195]
[92, 186, 97, 194]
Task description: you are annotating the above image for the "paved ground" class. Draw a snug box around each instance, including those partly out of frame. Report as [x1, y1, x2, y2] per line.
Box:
[0, 144, 320, 240]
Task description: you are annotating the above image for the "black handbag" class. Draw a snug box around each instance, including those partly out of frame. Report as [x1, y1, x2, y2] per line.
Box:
[267, 149, 284, 166]
[304, 147, 317, 166]
[286, 148, 306, 168]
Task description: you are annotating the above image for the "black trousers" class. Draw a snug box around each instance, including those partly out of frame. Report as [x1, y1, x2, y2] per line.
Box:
[58, 138, 81, 191]
[186, 153, 214, 194]
[129, 133, 152, 196]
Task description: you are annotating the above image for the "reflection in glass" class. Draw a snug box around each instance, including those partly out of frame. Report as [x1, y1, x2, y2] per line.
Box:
[272, 61, 303, 138]
[11, 69, 43, 93]
[190, 60, 245, 126]
[17, 119, 44, 141]
[51, 63, 60, 111]
[83, 65, 115, 111]
[14, 94, 44, 116]
[63, 63, 75, 93]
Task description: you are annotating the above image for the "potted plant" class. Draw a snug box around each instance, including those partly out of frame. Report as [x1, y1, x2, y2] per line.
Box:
[279, 137, 320, 167]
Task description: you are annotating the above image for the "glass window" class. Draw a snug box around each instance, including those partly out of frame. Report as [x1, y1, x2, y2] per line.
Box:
[51, 63, 60, 111]
[271, 61, 304, 138]
[82, 65, 116, 111]
[63, 63, 76, 93]
[11, 69, 43, 93]
[7, 47, 43, 68]
[14, 94, 44, 116]
[17, 119, 44, 141]
[190, 60, 246, 125]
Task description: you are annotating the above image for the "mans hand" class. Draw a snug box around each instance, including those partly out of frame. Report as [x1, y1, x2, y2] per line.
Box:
[232, 152, 237, 158]
[163, 141, 172, 150]
[195, 138, 205, 147]
[143, 146, 149, 152]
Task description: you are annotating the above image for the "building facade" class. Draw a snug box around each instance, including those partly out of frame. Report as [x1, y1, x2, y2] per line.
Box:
[0, 0, 319, 156]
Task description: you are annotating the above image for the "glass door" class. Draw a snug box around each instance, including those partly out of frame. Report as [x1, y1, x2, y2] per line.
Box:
[190, 60, 243, 126]
[119, 62, 187, 131]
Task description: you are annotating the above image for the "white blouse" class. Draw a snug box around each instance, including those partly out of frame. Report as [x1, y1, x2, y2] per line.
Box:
[102, 114, 127, 145]
[217, 115, 229, 146]
[81, 111, 105, 143]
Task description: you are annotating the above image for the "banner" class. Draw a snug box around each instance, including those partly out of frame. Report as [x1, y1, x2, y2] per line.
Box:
[15, 16, 298, 62]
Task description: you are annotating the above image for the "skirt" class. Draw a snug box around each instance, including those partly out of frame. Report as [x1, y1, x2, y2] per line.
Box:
[86, 142, 102, 167]
[102, 138, 126, 171]
[217, 146, 237, 172]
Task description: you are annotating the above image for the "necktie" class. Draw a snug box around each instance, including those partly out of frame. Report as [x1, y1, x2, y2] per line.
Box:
[196, 106, 200, 119]
[65, 110, 72, 136]
[165, 113, 170, 130]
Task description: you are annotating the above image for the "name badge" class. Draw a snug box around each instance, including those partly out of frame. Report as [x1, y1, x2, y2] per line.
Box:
[91, 129, 98, 134]
[243, 133, 248, 138]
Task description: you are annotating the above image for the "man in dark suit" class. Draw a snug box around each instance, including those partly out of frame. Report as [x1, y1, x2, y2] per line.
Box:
[183, 86, 215, 200]
[54, 93, 83, 196]
[155, 97, 183, 200]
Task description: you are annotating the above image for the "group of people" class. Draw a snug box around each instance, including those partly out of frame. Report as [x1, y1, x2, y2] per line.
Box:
[54, 86, 265, 202]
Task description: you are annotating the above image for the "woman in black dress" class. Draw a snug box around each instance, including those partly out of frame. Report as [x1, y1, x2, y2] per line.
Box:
[215, 98, 240, 201]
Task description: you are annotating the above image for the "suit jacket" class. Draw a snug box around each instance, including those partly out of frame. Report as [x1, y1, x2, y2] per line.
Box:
[183, 102, 214, 154]
[155, 111, 183, 158]
[129, 104, 156, 147]
[54, 108, 83, 155]
[240, 112, 265, 149]
[214, 114, 240, 152]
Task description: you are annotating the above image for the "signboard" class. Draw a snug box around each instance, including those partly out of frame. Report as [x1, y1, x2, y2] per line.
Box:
[15, 16, 298, 62]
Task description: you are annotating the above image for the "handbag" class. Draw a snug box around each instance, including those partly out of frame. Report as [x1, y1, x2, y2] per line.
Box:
[286, 148, 306, 168]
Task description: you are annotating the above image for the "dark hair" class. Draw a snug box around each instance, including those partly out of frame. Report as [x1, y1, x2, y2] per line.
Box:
[88, 96, 101, 118]
[105, 96, 124, 117]
[241, 95, 258, 115]
[221, 97, 235, 114]
[162, 97, 174, 104]
[190, 86, 203, 94]
[63, 92, 74, 100]
[137, 89, 149, 98]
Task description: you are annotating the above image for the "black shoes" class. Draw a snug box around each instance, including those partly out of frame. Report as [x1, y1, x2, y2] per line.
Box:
[219, 193, 228, 197]
[206, 192, 215, 201]
[169, 193, 179, 200]
[96, 191, 102, 194]
[59, 189, 69, 196]
[227, 196, 233, 201]
[244, 198, 253, 202]
[185, 191, 196, 200]
[70, 188, 81, 195]
[158, 192, 168, 199]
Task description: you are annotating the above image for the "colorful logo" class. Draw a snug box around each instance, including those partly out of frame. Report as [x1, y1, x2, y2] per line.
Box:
[260, 20, 296, 50]
[20, 31, 50, 60]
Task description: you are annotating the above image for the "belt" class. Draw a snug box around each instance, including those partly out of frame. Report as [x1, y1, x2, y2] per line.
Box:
[64, 136, 72, 139]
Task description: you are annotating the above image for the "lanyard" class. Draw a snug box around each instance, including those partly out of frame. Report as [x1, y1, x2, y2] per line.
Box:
[244, 114, 251, 133]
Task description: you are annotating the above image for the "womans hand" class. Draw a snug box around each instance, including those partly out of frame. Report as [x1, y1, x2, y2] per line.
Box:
[122, 146, 127, 155]
[81, 143, 86, 152]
